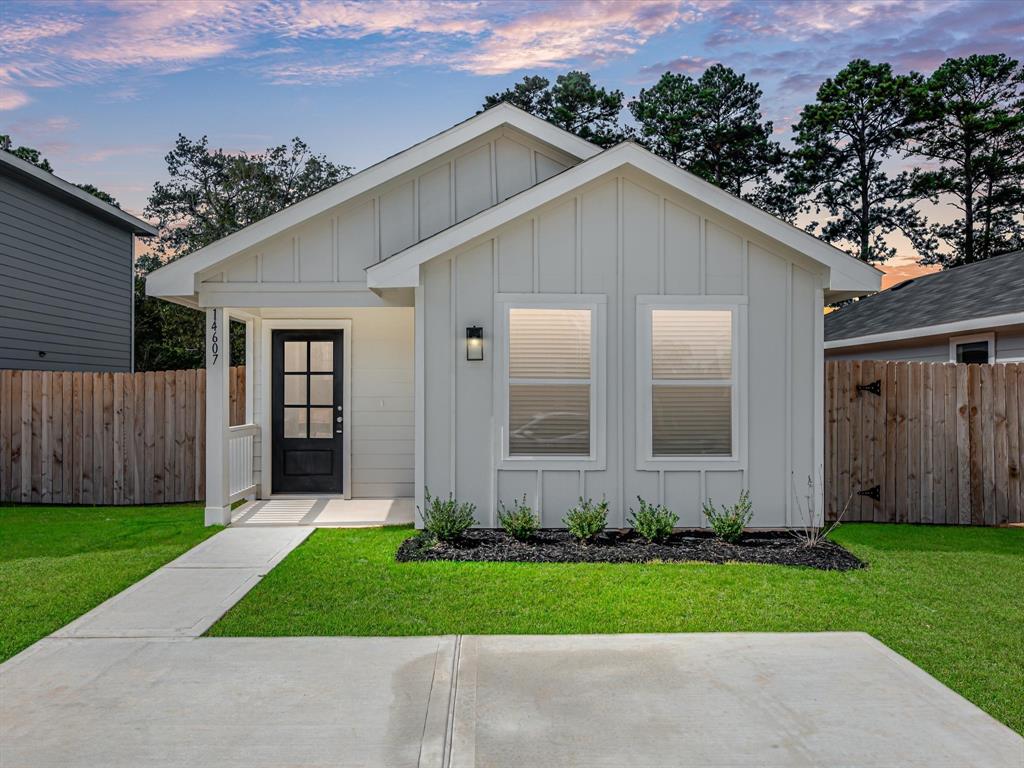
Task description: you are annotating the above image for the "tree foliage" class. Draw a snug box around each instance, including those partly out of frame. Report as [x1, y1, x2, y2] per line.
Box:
[483, 71, 626, 147]
[134, 136, 351, 370]
[629, 65, 785, 212]
[790, 59, 931, 262]
[0, 134, 53, 172]
[907, 53, 1024, 267]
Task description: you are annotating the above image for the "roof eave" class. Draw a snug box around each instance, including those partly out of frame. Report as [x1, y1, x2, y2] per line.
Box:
[0, 150, 157, 236]
[145, 104, 600, 298]
[368, 143, 885, 293]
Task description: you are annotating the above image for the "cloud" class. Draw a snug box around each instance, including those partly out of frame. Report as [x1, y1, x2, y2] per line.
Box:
[454, 1, 696, 75]
[0, 88, 30, 110]
[639, 55, 719, 77]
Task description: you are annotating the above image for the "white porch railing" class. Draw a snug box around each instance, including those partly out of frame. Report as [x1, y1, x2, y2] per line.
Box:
[228, 423, 259, 502]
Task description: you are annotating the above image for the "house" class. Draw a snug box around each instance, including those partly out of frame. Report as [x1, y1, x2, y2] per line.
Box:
[146, 105, 880, 527]
[0, 150, 157, 372]
[826, 251, 1024, 364]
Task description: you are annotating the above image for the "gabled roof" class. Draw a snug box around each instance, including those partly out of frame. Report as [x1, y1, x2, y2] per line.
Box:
[367, 141, 882, 294]
[825, 250, 1024, 347]
[0, 150, 157, 236]
[147, 103, 601, 297]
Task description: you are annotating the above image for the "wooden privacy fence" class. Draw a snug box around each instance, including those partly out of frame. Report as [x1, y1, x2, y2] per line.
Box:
[0, 366, 245, 505]
[826, 360, 1024, 526]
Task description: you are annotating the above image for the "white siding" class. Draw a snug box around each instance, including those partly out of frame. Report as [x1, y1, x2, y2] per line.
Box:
[251, 307, 414, 498]
[421, 169, 825, 528]
[199, 127, 581, 299]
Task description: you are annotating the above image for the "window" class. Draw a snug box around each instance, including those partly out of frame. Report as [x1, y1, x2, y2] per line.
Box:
[637, 298, 743, 466]
[950, 333, 994, 364]
[498, 295, 605, 467]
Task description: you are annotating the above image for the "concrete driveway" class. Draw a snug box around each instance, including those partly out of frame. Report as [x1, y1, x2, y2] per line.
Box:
[2, 528, 1020, 766]
[3, 632, 1021, 767]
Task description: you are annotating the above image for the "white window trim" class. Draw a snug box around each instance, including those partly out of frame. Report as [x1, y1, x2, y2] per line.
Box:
[949, 332, 995, 364]
[635, 295, 748, 471]
[494, 293, 607, 470]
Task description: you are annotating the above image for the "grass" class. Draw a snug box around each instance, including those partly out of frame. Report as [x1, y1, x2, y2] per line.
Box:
[0, 504, 219, 662]
[210, 523, 1024, 734]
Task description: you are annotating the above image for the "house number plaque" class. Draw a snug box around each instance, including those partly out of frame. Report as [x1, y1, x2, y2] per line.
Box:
[210, 311, 220, 366]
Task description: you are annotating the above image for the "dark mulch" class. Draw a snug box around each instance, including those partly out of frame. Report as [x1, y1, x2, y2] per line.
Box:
[396, 529, 865, 571]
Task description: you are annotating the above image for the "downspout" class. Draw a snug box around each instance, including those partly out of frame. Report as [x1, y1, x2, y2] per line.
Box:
[130, 235, 136, 373]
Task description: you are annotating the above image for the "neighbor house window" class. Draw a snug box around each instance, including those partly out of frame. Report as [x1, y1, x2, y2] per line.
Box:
[637, 298, 742, 466]
[950, 333, 994, 364]
[499, 296, 606, 467]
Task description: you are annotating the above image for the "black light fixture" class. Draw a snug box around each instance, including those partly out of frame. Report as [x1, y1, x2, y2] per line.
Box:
[466, 326, 484, 361]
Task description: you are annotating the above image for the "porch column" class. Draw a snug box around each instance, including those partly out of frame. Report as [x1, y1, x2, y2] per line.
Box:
[205, 307, 231, 525]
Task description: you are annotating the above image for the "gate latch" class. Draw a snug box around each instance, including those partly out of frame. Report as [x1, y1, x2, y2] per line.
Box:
[856, 380, 881, 396]
[857, 485, 881, 501]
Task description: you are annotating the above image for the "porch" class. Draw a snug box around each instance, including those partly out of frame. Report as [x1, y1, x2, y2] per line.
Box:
[230, 497, 414, 527]
[204, 305, 415, 526]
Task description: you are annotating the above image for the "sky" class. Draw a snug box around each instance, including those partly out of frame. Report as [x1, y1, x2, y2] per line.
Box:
[1, 0, 1021, 270]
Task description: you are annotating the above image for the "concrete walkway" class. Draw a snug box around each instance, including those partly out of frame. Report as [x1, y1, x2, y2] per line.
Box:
[3, 631, 1020, 767]
[53, 526, 312, 639]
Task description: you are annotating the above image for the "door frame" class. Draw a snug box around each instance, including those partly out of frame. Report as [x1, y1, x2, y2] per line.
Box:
[260, 319, 352, 499]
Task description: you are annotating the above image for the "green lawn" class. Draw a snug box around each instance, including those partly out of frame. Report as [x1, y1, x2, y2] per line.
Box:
[210, 524, 1024, 734]
[0, 504, 218, 662]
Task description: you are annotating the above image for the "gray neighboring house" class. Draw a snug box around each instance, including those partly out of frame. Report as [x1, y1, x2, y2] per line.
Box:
[825, 250, 1024, 364]
[0, 150, 157, 372]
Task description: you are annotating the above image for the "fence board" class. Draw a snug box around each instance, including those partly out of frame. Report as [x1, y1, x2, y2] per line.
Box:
[827, 360, 1022, 526]
[0, 366, 245, 506]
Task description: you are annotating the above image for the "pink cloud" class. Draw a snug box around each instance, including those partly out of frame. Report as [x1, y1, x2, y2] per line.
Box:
[639, 55, 719, 77]
[454, 0, 697, 75]
[0, 88, 30, 111]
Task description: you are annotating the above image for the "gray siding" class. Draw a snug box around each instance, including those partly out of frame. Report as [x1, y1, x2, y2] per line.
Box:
[421, 169, 825, 528]
[0, 171, 133, 371]
[826, 324, 1024, 363]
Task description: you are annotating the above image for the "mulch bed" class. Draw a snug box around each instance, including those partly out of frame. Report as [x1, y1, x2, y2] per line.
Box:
[396, 529, 864, 571]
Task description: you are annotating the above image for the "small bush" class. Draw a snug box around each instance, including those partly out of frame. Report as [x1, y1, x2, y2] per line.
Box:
[628, 497, 679, 543]
[420, 489, 476, 541]
[498, 495, 540, 540]
[702, 490, 753, 544]
[563, 497, 608, 542]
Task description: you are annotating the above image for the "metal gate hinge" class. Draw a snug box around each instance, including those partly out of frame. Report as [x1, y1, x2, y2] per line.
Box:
[857, 485, 881, 501]
[856, 380, 881, 396]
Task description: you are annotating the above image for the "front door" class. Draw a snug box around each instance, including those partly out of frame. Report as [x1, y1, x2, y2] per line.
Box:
[271, 330, 343, 493]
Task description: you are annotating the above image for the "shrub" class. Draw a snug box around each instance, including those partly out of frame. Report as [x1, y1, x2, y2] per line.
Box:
[628, 497, 679, 543]
[702, 490, 753, 544]
[497, 495, 540, 540]
[563, 497, 608, 542]
[420, 489, 476, 541]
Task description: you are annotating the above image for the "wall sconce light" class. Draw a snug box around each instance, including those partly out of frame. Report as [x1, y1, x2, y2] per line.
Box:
[466, 326, 484, 361]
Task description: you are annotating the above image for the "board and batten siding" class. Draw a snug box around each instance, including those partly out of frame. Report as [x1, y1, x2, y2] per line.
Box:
[197, 126, 576, 300]
[421, 170, 825, 527]
[0, 172, 133, 371]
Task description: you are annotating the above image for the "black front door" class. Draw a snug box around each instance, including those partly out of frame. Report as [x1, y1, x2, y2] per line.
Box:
[271, 330, 343, 493]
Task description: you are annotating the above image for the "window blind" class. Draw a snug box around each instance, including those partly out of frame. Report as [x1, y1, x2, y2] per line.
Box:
[508, 308, 592, 457]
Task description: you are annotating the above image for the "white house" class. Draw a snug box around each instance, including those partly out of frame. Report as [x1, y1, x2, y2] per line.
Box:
[147, 105, 881, 528]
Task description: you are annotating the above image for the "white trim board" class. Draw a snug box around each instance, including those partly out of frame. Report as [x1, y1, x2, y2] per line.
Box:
[368, 142, 882, 295]
[146, 104, 599, 298]
[258, 319, 353, 500]
[825, 311, 1024, 350]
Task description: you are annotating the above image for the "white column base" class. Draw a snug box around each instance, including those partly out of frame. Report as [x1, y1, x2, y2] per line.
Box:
[205, 505, 232, 526]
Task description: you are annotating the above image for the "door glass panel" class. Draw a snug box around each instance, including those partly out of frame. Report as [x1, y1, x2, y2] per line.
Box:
[284, 375, 307, 405]
[283, 407, 307, 438]
[309, 407, 333, 439]
[284, 341, 307, 372]
[310, 341, 333, 372]
[309, 375, 333, 405]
